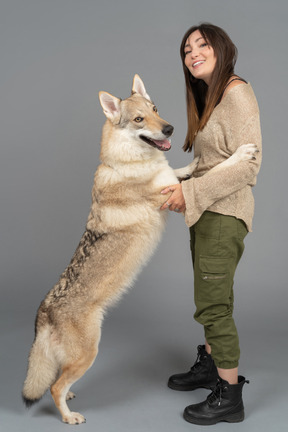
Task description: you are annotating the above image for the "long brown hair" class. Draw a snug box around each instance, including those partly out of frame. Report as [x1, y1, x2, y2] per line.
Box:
[180, 23, 238, 152]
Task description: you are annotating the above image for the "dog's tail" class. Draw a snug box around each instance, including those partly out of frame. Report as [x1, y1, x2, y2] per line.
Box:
[22, 326, 59, 407]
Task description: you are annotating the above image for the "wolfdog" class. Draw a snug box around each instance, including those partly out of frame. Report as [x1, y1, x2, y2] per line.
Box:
[22, 75, 256, 424]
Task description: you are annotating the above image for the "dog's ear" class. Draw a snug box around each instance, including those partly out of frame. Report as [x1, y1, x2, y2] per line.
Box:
[132, 74, 151, 101]
[99, 92, 121, 122]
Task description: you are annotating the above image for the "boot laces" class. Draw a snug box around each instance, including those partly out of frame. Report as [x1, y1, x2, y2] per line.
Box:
[207, 380, 225, 406]
[190, 347, 207, 373]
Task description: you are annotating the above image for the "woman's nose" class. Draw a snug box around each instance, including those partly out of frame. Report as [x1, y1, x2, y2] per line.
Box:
[191, 49, 199, 59]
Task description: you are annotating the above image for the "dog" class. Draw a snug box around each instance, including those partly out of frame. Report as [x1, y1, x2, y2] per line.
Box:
[22, 75, 257, 424]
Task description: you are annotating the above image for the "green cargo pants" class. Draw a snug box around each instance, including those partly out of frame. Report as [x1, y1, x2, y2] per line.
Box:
[189, 211, 248, 369]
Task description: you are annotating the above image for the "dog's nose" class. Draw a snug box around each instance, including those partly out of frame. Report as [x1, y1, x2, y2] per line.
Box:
[162, 124, 174, 137]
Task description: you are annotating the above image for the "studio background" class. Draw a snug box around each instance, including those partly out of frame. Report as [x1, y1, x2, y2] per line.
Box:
[1, 1, 287, 431]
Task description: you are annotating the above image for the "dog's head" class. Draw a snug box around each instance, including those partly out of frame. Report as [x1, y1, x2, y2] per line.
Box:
[99, 75, 173, 153]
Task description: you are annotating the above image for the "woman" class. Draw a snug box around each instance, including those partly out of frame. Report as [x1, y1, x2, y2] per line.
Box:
[160, 23, 261, 425]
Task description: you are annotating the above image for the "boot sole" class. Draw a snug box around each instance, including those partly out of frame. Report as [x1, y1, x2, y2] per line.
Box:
[183, 409, 245, 425]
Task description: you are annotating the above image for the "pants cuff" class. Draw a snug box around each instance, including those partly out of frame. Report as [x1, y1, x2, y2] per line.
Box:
[214, 359, 239, 369]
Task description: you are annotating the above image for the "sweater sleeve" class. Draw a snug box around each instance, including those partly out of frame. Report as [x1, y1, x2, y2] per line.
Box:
[182, 113, 262, 227]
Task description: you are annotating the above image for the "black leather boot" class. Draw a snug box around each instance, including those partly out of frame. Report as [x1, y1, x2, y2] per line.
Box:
[168, 345, 219, 391]
[183, 375, 249, 425]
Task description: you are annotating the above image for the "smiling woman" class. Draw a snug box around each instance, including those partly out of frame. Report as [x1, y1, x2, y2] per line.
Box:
[162, 22, 262, 426]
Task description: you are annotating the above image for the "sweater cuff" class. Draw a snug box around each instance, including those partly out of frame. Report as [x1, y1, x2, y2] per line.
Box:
[182, 178, 205, 228]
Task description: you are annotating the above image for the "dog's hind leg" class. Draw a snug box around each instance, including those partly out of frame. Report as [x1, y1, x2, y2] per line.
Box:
[51, 346, 98, 424]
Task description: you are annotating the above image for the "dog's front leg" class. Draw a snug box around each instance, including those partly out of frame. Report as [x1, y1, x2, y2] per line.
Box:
[209, 143, 259, 174]
[174, 156, 200, 181]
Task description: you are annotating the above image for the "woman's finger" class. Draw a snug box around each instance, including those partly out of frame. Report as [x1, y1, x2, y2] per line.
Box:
[160, 187, 170, 195]
[161, 185, 177, 194]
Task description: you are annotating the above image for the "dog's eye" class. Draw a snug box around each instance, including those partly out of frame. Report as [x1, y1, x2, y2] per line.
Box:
[153, 106, 158, 113]
[134, 117, 144, 123]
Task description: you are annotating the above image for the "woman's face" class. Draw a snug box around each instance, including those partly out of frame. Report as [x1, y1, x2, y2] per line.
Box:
[184, 30, 217, 85]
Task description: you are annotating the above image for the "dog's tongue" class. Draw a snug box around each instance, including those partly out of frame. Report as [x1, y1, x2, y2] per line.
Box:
[153, 139, 171, 151]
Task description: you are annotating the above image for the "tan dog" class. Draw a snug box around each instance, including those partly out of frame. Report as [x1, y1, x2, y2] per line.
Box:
[22, 75, 198, 424]
[22, 75, 256, 424]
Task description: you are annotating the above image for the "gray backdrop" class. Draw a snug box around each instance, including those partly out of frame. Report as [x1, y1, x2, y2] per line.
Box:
[1, 0, 287, 431]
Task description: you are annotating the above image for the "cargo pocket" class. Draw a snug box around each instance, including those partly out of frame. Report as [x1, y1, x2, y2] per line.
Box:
[196, 256, 232, 303]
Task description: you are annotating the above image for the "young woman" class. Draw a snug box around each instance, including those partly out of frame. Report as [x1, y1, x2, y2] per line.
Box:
[160, 23, 262, 425]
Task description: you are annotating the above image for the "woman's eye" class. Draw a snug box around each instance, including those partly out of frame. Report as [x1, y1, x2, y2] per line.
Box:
[153, 106, 158, 113]
[134, 117, 144, 123]
[184, 50, 191, 56]
[200, 43, 208, 48]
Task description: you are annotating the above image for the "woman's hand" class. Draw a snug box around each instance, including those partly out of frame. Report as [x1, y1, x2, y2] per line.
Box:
[160, 183, 186, 213]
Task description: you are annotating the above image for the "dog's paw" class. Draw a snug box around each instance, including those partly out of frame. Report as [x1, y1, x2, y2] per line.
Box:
[234, 143, 259, 161]
[66, 391, 76, 401]
[63, 411, 86, 425]
[179, 156, 200, 180]
[189, 155, 200, 172]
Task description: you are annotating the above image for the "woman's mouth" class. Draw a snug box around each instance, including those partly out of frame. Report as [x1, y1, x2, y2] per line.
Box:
[192, 60, 205, 68]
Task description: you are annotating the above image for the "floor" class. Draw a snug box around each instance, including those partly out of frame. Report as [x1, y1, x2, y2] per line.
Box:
[1, 300, 287, 432]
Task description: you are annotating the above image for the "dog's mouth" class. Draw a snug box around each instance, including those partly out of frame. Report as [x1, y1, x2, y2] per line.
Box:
[140, 135, 171, 151]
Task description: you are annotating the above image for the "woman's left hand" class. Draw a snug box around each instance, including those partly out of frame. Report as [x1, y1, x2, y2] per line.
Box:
[160, 183, 186, 213]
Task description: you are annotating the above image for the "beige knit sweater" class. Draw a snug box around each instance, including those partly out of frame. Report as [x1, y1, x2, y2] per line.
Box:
[182, 83, 262, 232]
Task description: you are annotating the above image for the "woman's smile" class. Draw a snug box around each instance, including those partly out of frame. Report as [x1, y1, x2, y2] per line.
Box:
[192, 60, 205, 68]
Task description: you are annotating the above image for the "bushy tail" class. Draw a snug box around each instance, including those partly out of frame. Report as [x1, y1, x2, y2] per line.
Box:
[22, 327, 59, 407]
